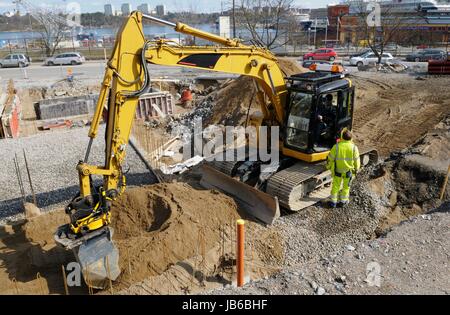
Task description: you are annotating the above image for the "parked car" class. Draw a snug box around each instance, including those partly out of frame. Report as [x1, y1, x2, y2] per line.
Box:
[350, 48, 372, 58]
[45, 52, 86, 66]
[0, 53, 31, 68]
[303, 48, 337, 61]
[405, 49, 446, 62]
[349, 52, 394, 67]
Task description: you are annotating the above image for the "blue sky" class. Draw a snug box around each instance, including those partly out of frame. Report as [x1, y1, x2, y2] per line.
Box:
[0, 0, 333, 14]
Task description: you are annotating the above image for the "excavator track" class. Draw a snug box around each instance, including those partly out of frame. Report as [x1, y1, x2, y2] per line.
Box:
[267, 147, 378, 211]
[266, 162, 332, 211]
[203, 147, 379, 219]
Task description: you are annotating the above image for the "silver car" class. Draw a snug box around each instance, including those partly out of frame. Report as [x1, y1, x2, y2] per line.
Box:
[45, 52, 86, 66]
[0, 53, 31, 68]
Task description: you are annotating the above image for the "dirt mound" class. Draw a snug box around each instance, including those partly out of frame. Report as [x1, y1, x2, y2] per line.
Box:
[110, 183, 241, 290]
[206, 58, 306, 126]
[277, 57, 308, 77]
[0, 183, 284, 294]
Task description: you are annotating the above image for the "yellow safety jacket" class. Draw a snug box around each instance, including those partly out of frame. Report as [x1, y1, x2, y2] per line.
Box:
[326, 139, 361, 176]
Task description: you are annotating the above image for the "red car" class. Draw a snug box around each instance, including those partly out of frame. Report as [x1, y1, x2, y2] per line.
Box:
[303, 48, 338, 61]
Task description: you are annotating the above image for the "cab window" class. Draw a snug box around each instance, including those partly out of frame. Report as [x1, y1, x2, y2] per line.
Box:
[286, 92, 313, 150]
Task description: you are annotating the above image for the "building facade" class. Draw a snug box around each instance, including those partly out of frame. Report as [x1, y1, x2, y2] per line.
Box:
[156, 5, 167, 16]
[137, 3, 150, 14]
[121, 3, 132, 16]
[104, 4, 114, 16]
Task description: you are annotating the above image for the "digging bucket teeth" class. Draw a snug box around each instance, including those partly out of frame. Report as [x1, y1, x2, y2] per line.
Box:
[55, 225, 120, 290]
[200, 164, 280, 224]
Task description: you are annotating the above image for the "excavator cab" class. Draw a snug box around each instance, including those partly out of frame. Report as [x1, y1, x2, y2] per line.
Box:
[285, 67, 354, 155]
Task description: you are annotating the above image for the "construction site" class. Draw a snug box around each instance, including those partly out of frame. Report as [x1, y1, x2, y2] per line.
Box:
[0, 12, 449, 297]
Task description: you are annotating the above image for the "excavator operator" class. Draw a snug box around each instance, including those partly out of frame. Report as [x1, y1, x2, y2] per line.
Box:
[314, 94, 336, 150]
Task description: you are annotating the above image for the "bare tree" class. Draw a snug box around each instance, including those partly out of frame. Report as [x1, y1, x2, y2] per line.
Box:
[238, 0, 294, 49]
[354, 2, 425, 65]
[14, 1, 72, 57]
[36, 17, 69, 57]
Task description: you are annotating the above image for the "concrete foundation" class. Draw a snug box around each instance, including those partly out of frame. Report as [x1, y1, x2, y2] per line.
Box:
[34, 94, 98, 120]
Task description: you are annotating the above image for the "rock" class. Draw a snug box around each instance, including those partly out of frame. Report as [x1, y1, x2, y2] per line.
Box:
[389, 191, 398, 207]
[420, 214, 432, 221]
[23, 203, 41, 219]
[310, 281, 318, 291]
[346, 245, 356, 251]
[316, 287, 326, 295]
[54, 91, 66, 97]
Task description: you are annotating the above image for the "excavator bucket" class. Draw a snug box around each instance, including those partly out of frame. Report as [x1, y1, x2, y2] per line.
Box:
[200, 164, 280, 224]
[55, 225, 120, 289]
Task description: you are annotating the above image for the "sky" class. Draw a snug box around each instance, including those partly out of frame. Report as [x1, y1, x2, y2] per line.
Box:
[0, 0, 333, 14]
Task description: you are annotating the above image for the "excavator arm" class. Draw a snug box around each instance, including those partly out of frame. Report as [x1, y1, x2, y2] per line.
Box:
[82, 12, 289, 200]
[55, 11, 288, 289]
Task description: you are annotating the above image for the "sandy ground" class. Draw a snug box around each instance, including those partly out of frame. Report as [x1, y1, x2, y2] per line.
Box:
[351, 72, 450, 157]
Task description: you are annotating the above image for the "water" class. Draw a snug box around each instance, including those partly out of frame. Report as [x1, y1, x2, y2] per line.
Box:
[0, 24, 216, 42]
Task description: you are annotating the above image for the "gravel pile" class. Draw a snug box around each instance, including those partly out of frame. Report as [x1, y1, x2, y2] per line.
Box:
[43, 79, 97, 99]
[208, 207, 449, 295]
[167, 95, 215, 132]
[276, 165, 382, 267]
[0, 125, 156, 224]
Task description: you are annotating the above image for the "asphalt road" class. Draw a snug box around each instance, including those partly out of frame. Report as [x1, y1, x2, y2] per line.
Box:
[0, 59, 428, 88]
[0, 60, 212, 88]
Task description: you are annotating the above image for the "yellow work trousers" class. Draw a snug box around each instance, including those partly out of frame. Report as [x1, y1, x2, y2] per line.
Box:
[330, 174, 352, 204]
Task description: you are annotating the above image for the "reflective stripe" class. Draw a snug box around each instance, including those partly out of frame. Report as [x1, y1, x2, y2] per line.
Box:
[335, 157, 355, 161]
[353, 144, 359, 162]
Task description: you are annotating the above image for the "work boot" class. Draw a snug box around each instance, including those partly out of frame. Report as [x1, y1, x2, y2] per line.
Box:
[338, 201, 349, 208]
[329, 201, 337, 208]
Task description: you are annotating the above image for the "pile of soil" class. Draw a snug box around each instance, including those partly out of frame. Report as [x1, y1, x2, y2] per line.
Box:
[206, 58, 307, 126]
[363, 116, 449, 235]
[0, 183, 284, 294]
[0, 211, 77, 295]
[110, 182, 284, 292]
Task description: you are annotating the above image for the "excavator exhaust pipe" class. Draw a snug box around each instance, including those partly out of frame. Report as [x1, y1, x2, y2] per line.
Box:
[55, 225, 120, 290]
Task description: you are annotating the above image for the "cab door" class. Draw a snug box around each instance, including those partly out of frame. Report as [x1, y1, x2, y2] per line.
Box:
[335, 87, 355, 136]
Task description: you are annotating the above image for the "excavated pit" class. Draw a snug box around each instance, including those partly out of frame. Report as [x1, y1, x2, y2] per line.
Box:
[0, 183, 285, 294]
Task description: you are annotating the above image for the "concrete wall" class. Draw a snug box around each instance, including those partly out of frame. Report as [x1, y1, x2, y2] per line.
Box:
[34, 94, 98, 120]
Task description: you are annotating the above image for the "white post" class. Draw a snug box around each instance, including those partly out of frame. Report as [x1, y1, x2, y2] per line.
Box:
[336, 16, 340, 45]
[313, 18, 317, 48]
[21, 67, 28, 79]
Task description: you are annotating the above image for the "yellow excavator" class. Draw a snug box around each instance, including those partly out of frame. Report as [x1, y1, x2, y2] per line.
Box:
[54, 12, 377, 289]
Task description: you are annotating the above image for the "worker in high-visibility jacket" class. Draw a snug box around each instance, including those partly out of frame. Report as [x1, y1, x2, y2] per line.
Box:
[326, 128, 361, 208]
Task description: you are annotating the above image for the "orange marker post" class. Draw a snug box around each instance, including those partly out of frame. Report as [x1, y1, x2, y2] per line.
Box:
[236, 219, 245, 287]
